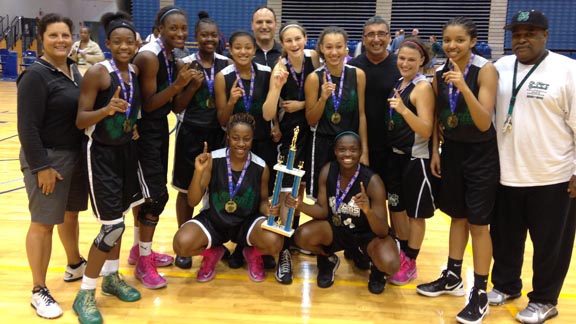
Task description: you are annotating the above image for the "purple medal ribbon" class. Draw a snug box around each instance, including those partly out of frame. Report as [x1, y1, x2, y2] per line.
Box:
[195, 52, 215, 97]
[389, 74, 419, 122]
[109, 59, 134, 118]
[286, 56, 305, 100]
[335, 164, 361, 212]
[234, 64, 255, 112]
[325, 64, 346, 115]
[156, 38, 173, 84]
[226, 148, 251, 202]
[448, 54, 474, 114]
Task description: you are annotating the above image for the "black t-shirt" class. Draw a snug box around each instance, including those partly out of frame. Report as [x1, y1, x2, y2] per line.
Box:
[253, 41, 282, 68]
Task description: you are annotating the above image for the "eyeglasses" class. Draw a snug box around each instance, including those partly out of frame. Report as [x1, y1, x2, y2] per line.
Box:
[363, 32, 389, 39]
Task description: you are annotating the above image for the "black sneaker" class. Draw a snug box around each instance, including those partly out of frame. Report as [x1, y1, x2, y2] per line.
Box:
[416, 269, 465, 297]
[368, 263, 386, 294]
[175, 256, 192, 269]
[317, 254, 340, 288]
[228, 245, 244, 269]
[275, 249, 293, 285]
[262, 255, 276, 269]
[456, 287, 489, 324]
[343, 247, 370, 270]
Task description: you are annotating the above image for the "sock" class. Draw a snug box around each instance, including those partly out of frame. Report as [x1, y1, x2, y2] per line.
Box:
[447, 257, 463, 278]
[474, 273, 488, 291]
[405, 246, 420, 260]
[139, 241, 152, 257]
[282, 237, 291, 251]
[399, 239, 408, 253]
[80, 276, 98, 290]
[101, 259, 119, 276]
[133, 226, 140, 247]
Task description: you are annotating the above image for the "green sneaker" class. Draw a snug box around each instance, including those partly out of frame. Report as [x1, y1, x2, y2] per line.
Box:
[73, 289, 103, 324]
[102, 271, 141, 302]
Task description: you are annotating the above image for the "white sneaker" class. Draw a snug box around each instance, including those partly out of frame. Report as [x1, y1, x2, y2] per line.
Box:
[31, 287, 63, 319]
[64, 257, 87, 282]
[516, 302, 558, 323]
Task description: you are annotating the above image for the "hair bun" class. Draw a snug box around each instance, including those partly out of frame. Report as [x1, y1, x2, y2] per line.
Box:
[198, 11, 209, 19]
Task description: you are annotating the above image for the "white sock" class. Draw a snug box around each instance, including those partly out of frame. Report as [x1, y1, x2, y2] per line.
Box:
[139, 241, 152, 257]
[133, 226, 140, 247]
[80, 276, 98, 290]
[100, 259, 120, 276]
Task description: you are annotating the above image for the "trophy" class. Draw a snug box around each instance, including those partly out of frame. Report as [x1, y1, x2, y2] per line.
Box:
[261, 126, 305, 237]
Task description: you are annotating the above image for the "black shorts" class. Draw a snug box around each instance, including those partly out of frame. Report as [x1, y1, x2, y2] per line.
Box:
[86, 140, 143, 224]
[325, 222, 377, 254]
[172, 124, 224, 192]
[369, 148, 390, 190]
[189, 211, 265, 248]
[386, 151, 436, 218]
[136, 117, 169, 199]
[277, 126, 310, 191]
[438, 138, 499, 225]
[307, 133, 336, 199]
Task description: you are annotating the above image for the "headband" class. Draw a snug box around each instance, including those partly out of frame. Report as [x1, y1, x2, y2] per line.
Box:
[402, 40, 425, 57]
[159, 8, 184, 24]
[335, 131, 361, 142]
[106, 19, 136, 38]
[280, 24, 304, 35]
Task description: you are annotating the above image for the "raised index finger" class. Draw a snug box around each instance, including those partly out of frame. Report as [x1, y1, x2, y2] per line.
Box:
[232, 77, 239, 88]
[450, 59, 461, 73]
[360, 181, 366, 195]
[203, 141, 208, 153]
[113, 86, 121, 98]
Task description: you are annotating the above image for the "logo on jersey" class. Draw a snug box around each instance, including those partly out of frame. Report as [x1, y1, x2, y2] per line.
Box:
[527, 81, 549, 100]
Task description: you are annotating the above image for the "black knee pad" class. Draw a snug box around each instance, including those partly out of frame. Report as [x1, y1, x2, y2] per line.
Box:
[139, 191, 169, 218]
[93, 223, 125, 252]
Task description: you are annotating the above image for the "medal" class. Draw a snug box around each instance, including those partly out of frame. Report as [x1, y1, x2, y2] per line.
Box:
[286, 55, 305, 100]
[502, 114, 512, 133]
[331, 112, 341, 124]
[206, 97, 215, 109]
[225, 200, 237, 213]
[123, 119, 132, 133]
[234, 64, 255, 112]
[335, 164, 361, 213]
[388, 76, 418, 133]
[331, 214, 342, 226]
[447, 114, 459, 128]
[196, 53, 216, 108]
[388, 120, 395, 131]
[157, 39, 173, 84]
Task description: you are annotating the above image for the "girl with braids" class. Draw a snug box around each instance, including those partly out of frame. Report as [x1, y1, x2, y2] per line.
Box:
[73, 11, 141, 324]
[129, 5, 195, 289]
[262, 21, 320, 285]
[305, 26, 369, 200]
[383, 37, 435, 287]
[173, 113, 283, 283]
[171, 11, 233, 269]
[415, 17, 498, 324]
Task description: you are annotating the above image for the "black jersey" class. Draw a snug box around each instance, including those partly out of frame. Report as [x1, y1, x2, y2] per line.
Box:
[314, 65, 360, 136]
[137, 40, 175, 120]
[385, 74, 429, 158]
[180, 53, 230, 129]
[221, 62, 271, 140]
[200, 148, 266, 228]
[436, 55, 496, 143]
[278, 49, 316, 134]
[348, 52, 401, 150]
[87, 61, 141, 146]
[326, 161, 374, 234]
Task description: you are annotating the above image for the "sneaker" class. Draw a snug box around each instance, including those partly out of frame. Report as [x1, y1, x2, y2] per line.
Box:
[416, 269, 465, 297]
[64, 257, 87, 282]
[102, 271, 141, 302]
[243, 246, 265, 282]
[73, 289, 103, 324]
[456, 287, 489, 324]
[128, 244, 174, 267]
[516, 302, 558, 323]
[229, 244, 245, 269]
[275, 248, 293, 285]
[290, 245, 314, 256]
[135, 254, 167, 289]
[389, 252, 417, 286]
[368, 263, 386, 294]
[197, 246, 226, 282]
[317, 254, 340, 288]
[487, 288, 521, 306]
[175, 256, 193, 269]
[30, 287, 63, 319]
[343, 247, 370, 270]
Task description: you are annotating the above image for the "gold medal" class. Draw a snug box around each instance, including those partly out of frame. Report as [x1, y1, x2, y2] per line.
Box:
[206, 97, 215, 109]
[447, 114, 459, 128]
[123, 119, 132, 133]
[331, 214, 342, 226]
[331, 112, 341, 124]
[388, 120, 395, 131]
[225, 200, 237, 213]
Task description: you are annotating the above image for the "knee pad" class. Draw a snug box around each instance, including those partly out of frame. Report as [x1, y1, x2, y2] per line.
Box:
[139, 191, 169, 218]
[93, 223, 125, 252]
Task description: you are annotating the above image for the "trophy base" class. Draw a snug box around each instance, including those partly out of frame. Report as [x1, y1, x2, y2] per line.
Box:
[261, 222, 295, 237]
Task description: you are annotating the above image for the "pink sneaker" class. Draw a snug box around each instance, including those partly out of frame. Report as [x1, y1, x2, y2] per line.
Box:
[197, 246, 226, 282]
[243, 246, 265, 282]
[135, 254, 167, 289]
[389, 251, 417, 286]
[128, 244, 174, 267]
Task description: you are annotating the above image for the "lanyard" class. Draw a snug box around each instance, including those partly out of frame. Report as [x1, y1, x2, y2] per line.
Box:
[195, 52, 215, 96]
[226, 149, 251, 201]
[234, 64, 255, 112]
[109, 59, 133, 118]
[507, 51, 548, 116]
[335, 164, 361, 212]
[286, 55, 305, 100]
[325, 64, 346, 113]
[448, 55, 474, 114]
[156, 38, 173, 84]
[389, 74, 419, 121]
